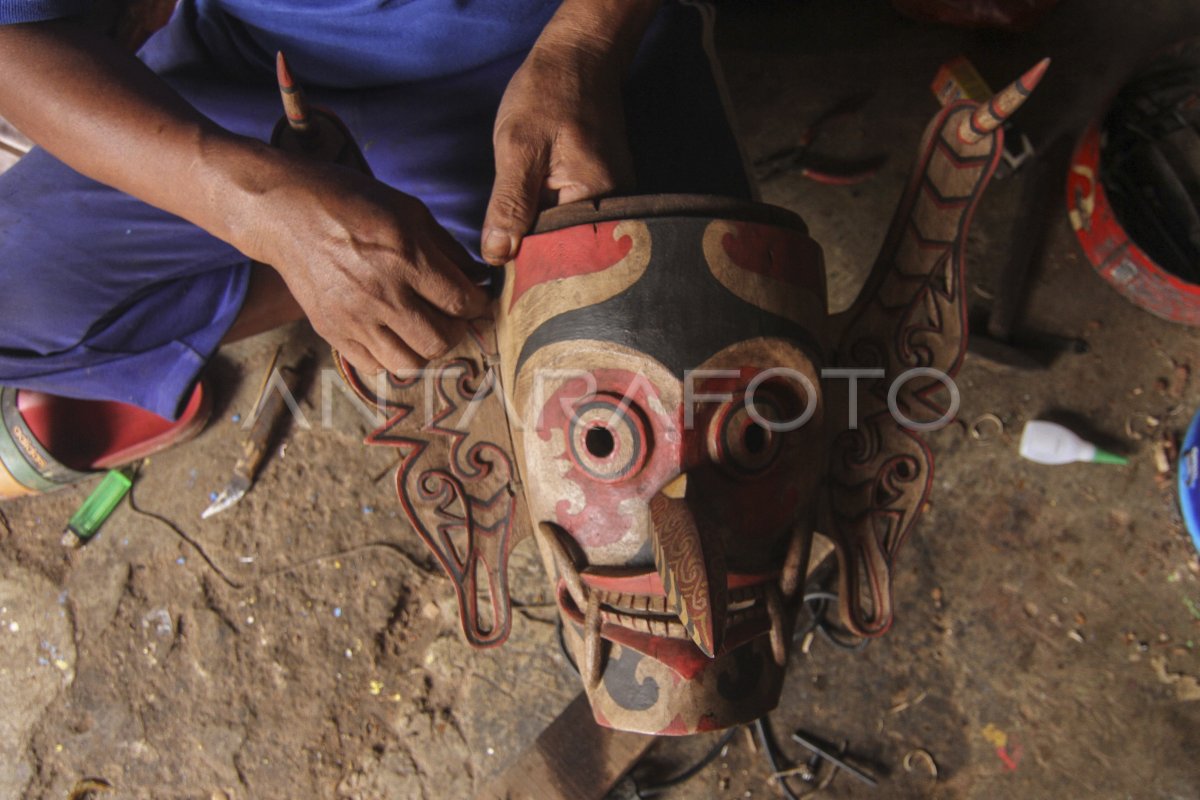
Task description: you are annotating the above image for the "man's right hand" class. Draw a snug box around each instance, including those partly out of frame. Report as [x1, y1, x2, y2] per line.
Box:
[246, 158, 489, 375]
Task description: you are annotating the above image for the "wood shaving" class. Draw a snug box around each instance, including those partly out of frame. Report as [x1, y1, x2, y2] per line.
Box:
[1154, 433, 1177, 475]
[1125, 414, 1161, 441]
[1169, 363, 1191, 399]
[969, 413, 1004, 441]
[1150, 656, 1200, 702]
[888, 690, 927, 714]
[903, 749, 938, 779]
[68, 778, 114, 800]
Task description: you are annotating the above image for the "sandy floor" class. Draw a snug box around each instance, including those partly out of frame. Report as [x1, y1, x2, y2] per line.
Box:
[3, 1, 1200, 798]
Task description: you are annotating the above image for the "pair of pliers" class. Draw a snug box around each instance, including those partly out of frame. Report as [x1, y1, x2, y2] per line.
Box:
[755, 91, 888, 186]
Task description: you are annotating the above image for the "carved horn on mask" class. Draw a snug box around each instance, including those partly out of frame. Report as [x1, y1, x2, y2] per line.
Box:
[959, 57, 1050, 144]
[649, 483, 727, 658]
[827, 58, 1049, 638]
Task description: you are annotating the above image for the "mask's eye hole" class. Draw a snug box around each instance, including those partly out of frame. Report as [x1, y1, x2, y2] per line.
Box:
[585, 426, 616, 458]
[710, 397, 783, 475]
[568, 395, 649, 482]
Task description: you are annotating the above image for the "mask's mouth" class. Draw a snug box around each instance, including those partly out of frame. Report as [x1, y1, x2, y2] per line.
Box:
[554, 567, 786, 685]
[537, 513, 807, 687]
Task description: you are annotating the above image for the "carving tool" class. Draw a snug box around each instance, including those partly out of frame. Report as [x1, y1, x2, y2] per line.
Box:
[790, 730, 878, 788]
[202, 347, 307, 519]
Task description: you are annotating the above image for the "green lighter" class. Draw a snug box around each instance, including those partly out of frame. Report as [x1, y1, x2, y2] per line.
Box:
[64, 469, 132, 544]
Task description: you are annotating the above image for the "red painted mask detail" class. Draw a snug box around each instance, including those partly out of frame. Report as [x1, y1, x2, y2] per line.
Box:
[534, 365, 814, 558]
[580, 570, 780, 596]
[507, 220, 634, 311]
[719, 220, 825, 295]
[536, 369, 682, 549]
[557, 581, 771, 681]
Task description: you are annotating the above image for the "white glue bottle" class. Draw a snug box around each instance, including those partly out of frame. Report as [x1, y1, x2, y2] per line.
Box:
[1019, 420, 1128, 466]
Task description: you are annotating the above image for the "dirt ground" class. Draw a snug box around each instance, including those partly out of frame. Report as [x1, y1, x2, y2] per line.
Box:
[3, 1, 1200, 798]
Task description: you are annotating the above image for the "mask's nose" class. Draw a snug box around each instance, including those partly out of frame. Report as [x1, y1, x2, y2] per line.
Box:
[650, 473, 727, 657]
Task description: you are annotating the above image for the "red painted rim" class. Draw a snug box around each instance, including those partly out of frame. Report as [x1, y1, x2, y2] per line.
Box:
[1067, 121, 1200, 326]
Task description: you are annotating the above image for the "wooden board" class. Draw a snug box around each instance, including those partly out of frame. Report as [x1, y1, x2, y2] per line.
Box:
[475, 693, 655, 800]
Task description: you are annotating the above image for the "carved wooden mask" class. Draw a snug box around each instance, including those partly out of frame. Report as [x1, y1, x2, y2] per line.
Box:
[337, 61, 1047, 735]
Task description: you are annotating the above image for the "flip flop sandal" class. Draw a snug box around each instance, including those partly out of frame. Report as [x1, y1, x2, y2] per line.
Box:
[0, 382, 211, 500]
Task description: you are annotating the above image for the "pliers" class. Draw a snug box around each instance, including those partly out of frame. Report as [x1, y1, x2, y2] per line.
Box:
[755, 91, 888, 186]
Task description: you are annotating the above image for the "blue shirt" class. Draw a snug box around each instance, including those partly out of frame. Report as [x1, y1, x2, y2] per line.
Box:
[0, 0, 561, 87]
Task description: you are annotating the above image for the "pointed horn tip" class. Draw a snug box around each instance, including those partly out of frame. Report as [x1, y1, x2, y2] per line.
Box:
[682, 602, 723, 657]
[275, 51, 294, 88]
[1019, 56, 1052, 91]
[959, 56, 1050, 142]
[689, 623, 718, 658]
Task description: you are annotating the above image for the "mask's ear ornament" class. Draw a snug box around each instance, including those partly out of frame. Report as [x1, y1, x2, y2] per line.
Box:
[337, 323, 531, 647]
[825, 58, 1050, 637]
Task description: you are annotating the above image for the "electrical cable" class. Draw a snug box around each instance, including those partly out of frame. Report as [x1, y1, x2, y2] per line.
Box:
[797, 591, 870, 653]
[556, 615, 579, 676]
[754, 717, 802, 800]
[634, 726, 740, 798]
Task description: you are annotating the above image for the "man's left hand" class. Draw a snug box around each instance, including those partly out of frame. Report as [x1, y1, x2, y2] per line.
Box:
[480, 0, 660, 265]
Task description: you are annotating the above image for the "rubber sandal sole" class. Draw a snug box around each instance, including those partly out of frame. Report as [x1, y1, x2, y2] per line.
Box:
[0, 382, 211, 500]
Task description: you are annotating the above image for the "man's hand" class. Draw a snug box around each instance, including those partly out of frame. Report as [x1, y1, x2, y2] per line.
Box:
[480, 0, 661, 265]
[249, 159, 489, 375]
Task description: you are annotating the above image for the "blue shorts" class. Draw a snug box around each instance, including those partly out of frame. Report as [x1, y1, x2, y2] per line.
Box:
[0, 1, 751, 418]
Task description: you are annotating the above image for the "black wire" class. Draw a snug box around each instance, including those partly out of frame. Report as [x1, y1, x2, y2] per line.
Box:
[635, 726, 740, 798]
[792, 594, 824, 642]
[125, 463, 438, 590]
[754, 717, 802, 800]
[125, 466, 245, 588]
[556, 615, 579, 676]
[796, 591, 870, 653]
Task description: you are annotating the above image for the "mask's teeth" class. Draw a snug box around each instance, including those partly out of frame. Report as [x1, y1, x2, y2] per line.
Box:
[537, 523, 586, 610]
[780, 525, 810, 599]
[765, 583, 788, 668]
[583, 590, 603, 689]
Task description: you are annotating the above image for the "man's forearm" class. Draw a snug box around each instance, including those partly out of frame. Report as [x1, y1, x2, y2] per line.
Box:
[533, 0, 662, 74]
[0, 18, 285, 257]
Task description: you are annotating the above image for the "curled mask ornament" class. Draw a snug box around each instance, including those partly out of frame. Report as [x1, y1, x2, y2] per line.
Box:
[334, 60, 1049, 734]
